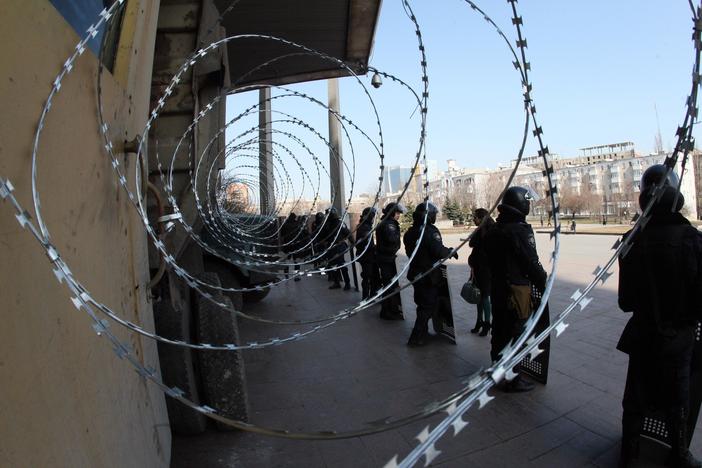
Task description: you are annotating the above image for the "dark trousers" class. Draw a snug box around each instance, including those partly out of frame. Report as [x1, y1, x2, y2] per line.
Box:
[360, 261, 381, 299]
[378, 260, 401, 315]
[330, 265, 350, 285]
[622, 327, 695, 446]
[490, 302, 523, 362]
[410, 277, 438, 339]
[285, 253, 301, 277]
[327, 244, 349, 285]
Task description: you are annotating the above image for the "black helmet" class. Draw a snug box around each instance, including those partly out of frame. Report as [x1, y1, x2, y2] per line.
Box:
[360, 207, 376, 224]
[498, 186, 531, 217]
[382, 202, 406, 217]
[287, 213, 297, 222]
[639, 164, 684, 212]
[413, 201, 438, 224]
[314, 212, 325, 223]
[326, 207, 339, 220]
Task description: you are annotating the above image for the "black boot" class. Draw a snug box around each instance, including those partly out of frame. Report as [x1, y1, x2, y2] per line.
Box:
[470, 320, 483, 334]
[500, 374, 534, 393]
[667, 409, 702, 468]
[667, 453, 702, 468]
[407, 329, 426, 347]
[618, 436, 639, 468]
[379, 306, 403, 320]
[479, 322, 491, 337]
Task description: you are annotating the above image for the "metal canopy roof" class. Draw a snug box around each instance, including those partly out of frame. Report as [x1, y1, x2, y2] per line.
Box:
[214, 0, 382, 90]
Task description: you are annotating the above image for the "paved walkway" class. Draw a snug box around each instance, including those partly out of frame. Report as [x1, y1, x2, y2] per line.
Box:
[172, 234, 701, 467]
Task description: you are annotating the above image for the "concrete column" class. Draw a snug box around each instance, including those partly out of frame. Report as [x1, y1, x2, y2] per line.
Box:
[328, 78, 345, 214]
[258, 87, 274, 214]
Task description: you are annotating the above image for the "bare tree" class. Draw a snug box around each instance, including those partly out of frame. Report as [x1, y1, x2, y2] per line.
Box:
[450, 185, 477, 216]
[558, 183, 578, 216]
[579, 173, 601, 217]
[475, 172, 506, 209]
[611, 175, 636, 223]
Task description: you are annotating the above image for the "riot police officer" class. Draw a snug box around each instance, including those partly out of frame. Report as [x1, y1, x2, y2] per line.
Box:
[485, 186, 547, 392]
[321, 208, 352, 290]
[617, 165, 702, 468]
[311, 211, 326, 268]
[403, 202, 457, 346]
[281, 213, 307, 280]
[356, 207, 381, 300]
[376, 202, 406, 319]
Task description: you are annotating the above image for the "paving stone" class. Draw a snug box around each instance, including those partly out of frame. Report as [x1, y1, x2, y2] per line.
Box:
[527, 427, 615, 467]
[565, 392, 624, 442]
[172, 234, 702, 467]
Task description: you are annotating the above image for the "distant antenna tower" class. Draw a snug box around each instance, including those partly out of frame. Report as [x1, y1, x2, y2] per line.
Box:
[654, 103, 664, 154]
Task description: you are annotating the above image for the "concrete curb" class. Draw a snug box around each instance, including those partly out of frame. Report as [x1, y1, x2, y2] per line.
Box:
[534, 230, 625, 236]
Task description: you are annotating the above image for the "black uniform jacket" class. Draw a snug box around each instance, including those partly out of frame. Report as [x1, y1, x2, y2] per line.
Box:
[356, 220, 376, 263]
[403, 222, 452, 284]
[320, 218, 351, 260]
[617, 212, 702, 355]
[485, 210, 547, 309]
[376, 218, 401, 262]
[281, 218, 309, 254]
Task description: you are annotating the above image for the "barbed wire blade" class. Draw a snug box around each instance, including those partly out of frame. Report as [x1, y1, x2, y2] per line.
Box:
[383, 455, 399, 468]
[53, 267, 66, 284]
[0, 178, 14, 198]
[462, 369, 485, 389]
[416, 426, 430, 444]
[452, 416, 469, 436]
[578, 296, 593, 311]
[70, 296, 85, 311]
[423, 443, 442, 467]
[528, 346, 543, 360]
[555, 322, 569, 337]
[444, 401, 457, 416]
[505, 367, 518, 381]
[478, 391, 494, 409]
[570, 289, 583, 302]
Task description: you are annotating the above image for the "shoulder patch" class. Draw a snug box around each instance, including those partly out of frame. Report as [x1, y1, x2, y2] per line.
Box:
[527, 233, 536, 249]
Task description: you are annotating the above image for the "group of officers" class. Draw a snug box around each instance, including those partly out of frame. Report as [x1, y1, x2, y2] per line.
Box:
[355, 201, 457, 346]
[280, 163, 702, 467]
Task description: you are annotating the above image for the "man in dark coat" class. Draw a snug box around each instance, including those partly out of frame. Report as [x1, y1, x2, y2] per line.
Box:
[485, 186, 547, 392]
[311, 211, 326, 268]
[356, 207, 381, 300]
[617, 164, 702, 468]
[403, 202, 457, 346]
[376, 202, 406, 319]
[321, 208, 352, 290]
[280, 213, 298, 253]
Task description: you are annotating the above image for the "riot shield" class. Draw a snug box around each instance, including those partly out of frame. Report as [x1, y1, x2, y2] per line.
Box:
[518, 286, 551, 384]
[640, 321, 702, 447]
[432, 265, 457, 344]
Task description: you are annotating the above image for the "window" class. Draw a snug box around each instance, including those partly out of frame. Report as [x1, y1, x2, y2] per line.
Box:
[48, 0, 124, 71]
